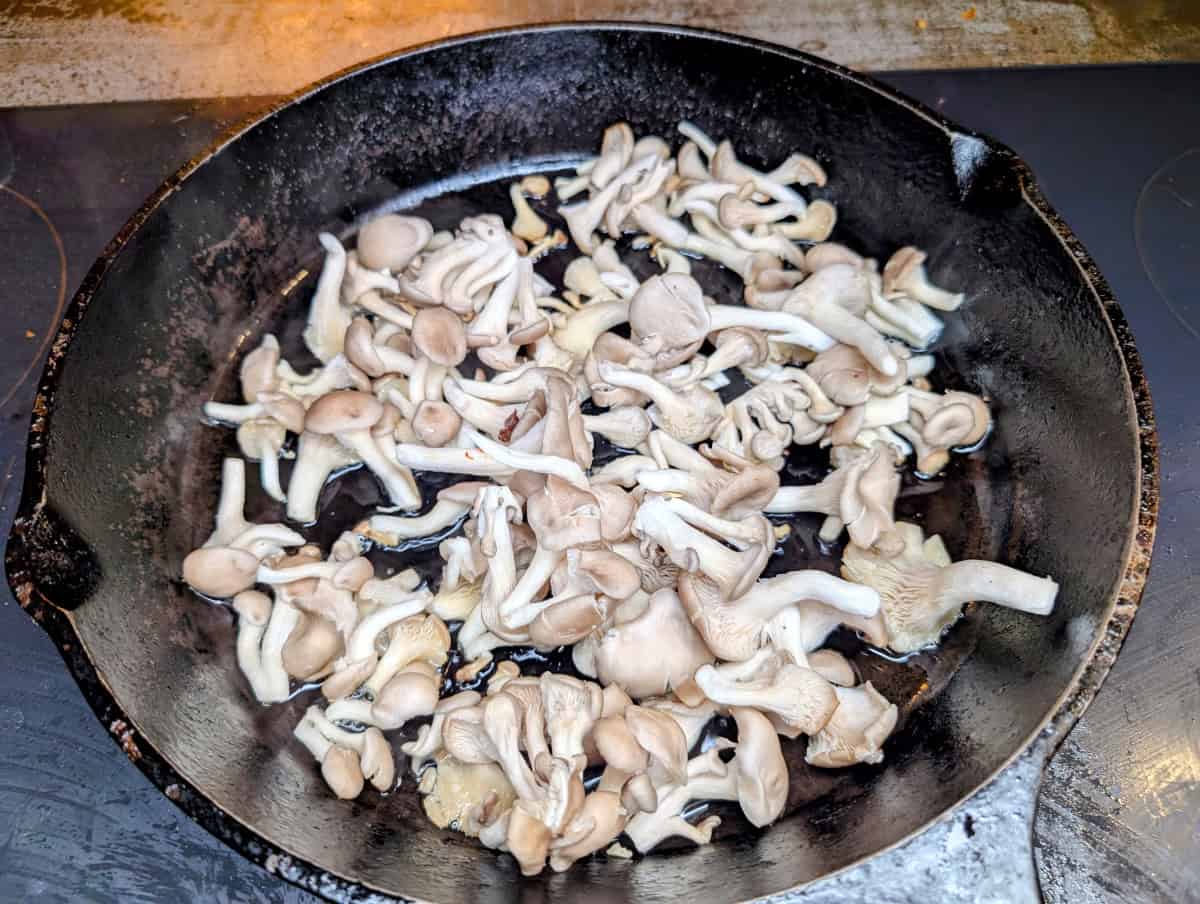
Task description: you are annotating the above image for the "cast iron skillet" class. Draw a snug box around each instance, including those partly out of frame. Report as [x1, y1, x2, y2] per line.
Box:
[4, 23, 1157, 903]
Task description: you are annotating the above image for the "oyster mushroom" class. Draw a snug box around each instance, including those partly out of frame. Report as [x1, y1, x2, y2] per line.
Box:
[303, 233, 352, 363]
[627, 274, 834, 372]
[842, 521, 1058, 652]
[355, 214, 431, 272]
[695, 651, 839, 738]
[304, 390, 421, 510]
[676, 568, 878, 663]
[805, 681, 898, 768]
[633, 495, 772, 599]
[421, 752, 517, 836]
[882, 246, 964, 311]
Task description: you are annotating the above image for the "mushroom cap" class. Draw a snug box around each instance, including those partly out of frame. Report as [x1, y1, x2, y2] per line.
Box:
[620, 772, 658, 815]
[591, 484, 638, 542]
[231, 589, 272, 625]
[805, 681, 898, 768]
[332, 556, 374, 592]
[356, 214, 434, 272]
[321, 654, 378, 701]
[592, 715, 650, 774]
[321, 746, 366, 800]
[881, 246, 927, 294]
[389, 613, 452, 668]
[412, 306, 468, 367]
[442, 706, 499, 764]
[507, 800, 553, 877]
[305, 390, 384, 434]
[183, 546, 259, 598]
[730, 706, 788, 827]
[343, 318, 387, 378]
[281, 613, 343, 679]
[593, 587, 715, 699]
[373, 669, 440, 729]
[628, 273, 711, 353]
[359, 727, 397, 791]
[806, 649, 857, 687]
[257, 393, 306, 435]
[805, 242, 864, 271]
[625, 706, 688, 785]
[808, 344, 872, 407]
[525, 477, 603, 550]
[528, 595, 607, 647]
[710, 465, 781, 520]
[412, 400, 462, 447]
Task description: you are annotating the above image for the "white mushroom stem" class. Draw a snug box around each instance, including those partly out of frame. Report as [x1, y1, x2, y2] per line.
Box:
[553, 300, 631, 361]
[443, 382, 522, 437]
[203, 400, 268, 424]
[497, 545, 566, 626]
[208, 457, 249, 546]
[392, 444, 515, 478]
[463, 428, 589, 490]
[582, 407, 653, 449]
[677, 120, 717, 156]
[359, 499, 471, 546]
[633, 495, 762, 594]
[338, 597, 428, 664]
[594, 363, 722, 445]
[286, 432, 359, 524]
[256, 597, 302, 702]
[303, 233, 351, 363]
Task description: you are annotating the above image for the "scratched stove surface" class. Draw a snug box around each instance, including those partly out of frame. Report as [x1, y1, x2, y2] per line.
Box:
[0, 66, 1198, 904]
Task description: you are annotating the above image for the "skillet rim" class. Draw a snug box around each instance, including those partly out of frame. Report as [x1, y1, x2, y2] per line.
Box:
[3, 21, 1159, 903]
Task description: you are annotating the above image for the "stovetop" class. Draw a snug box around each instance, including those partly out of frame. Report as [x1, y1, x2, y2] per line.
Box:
[0, 64, 1197, 904]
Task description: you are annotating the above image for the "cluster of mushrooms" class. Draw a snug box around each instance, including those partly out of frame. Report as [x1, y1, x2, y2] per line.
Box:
[184, 121, 1060, 875]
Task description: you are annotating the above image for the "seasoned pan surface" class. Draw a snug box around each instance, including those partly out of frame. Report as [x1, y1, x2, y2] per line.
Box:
[5, 23, 1155, 903]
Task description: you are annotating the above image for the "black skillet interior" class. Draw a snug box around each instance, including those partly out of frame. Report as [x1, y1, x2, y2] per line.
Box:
[6, 25, 1142, 904]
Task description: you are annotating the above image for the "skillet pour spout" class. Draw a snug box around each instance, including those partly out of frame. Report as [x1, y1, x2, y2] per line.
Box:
[4, 23, 1156, 904]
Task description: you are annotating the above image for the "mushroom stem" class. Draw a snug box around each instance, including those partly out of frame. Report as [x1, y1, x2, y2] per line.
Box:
[286, 432, 359, 524]
[211, 457, 248, 546]
[497, 545, 566, 625]
[359, 499, 471, 546]
[392, 444, 515, 477]
[553, 300, 631, 361]
[464, 428, 589, 490]
[303, 233, 351, 363]
[938, 561, 1058, 615]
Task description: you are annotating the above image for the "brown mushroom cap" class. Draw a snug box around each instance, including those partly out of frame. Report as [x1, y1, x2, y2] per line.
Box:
[232, 589, 272, 624]
[372, 669, 440, 730]
[343, 318, 387, 378]
[356, 214, 433, 273]
[507, 800, 553, 877]
[183, 546, 259, 598]
[592, 715, 649, 773]
[305, 390, 384, 434]
[412, 400, 463, 447]
[625, 706, 688, 785]
[730, 706, 788, 827]
[357, 727, 397, 791]
[259, 392, 307, 434]
[321, 746, 366, 800]
[806, 649, 857, 687]
[528, 595, 607, 647]
[412, 306, 468, 367]
[321, 654, 378, 701]
[881, 246, 927, 295]
[282, 613, 343, 679]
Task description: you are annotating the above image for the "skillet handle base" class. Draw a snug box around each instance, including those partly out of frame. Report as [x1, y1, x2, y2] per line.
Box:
[783, 738, 1049, 903]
